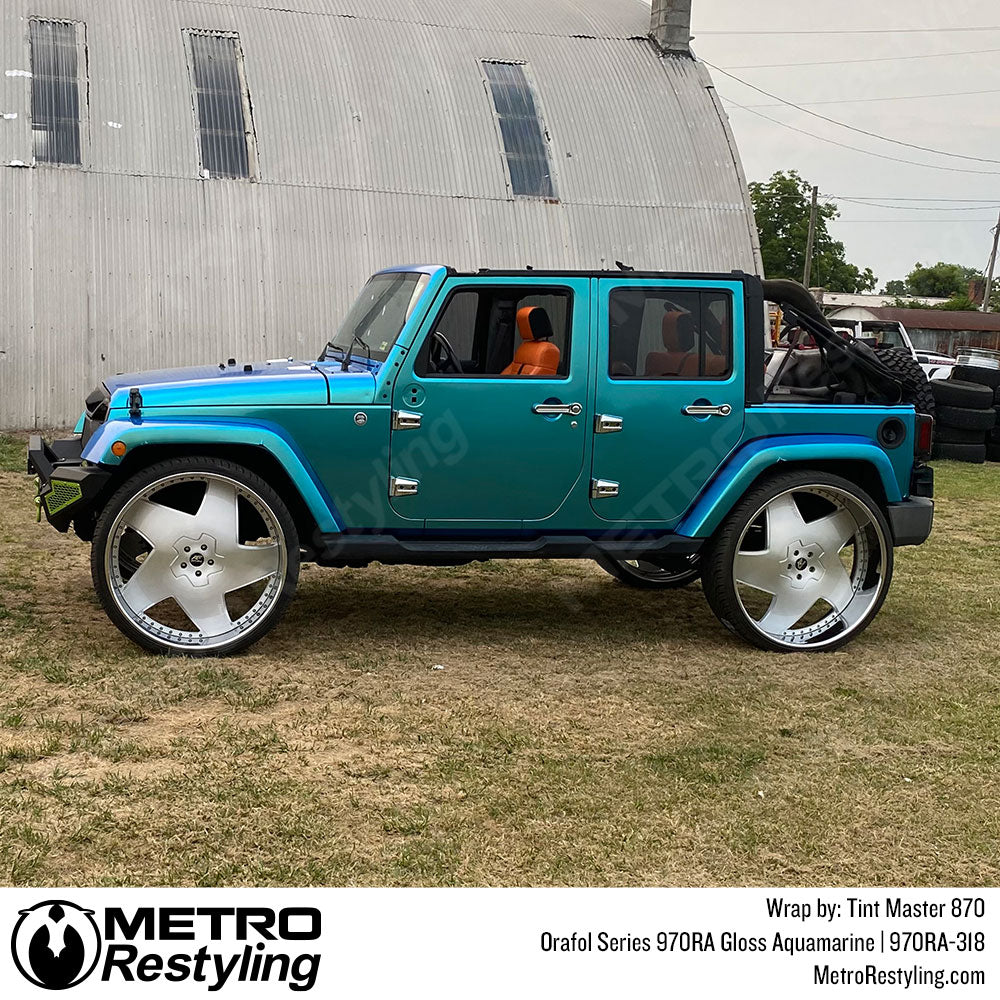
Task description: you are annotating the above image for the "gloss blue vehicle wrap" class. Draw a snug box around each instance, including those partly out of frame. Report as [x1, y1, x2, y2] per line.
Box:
[82, 417, 345, 533]
[675, 434, 905, 539]
[33, 264, 930, 551]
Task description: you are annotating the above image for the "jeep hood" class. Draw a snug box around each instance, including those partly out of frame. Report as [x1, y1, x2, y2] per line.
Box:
[102, 360, 378, 410]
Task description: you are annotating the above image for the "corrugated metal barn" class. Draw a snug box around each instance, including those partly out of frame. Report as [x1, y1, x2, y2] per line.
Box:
[0, 0, 760, 428]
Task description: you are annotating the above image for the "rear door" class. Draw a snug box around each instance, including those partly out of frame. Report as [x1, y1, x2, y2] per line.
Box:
[591, 278, 746, 525]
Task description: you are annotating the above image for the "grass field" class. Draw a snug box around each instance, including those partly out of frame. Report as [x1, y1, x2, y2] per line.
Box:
[0, 432, 998, 887]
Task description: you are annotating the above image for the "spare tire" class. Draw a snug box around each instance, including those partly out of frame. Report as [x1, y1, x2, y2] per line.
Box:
[935, 405, 997, 430]
[935, 425, 988, 445]
[877, 348, 934, 415]
[954, 364, 1000, 389]
[931, 379, 995, 408]
[932, 442, 987, 463]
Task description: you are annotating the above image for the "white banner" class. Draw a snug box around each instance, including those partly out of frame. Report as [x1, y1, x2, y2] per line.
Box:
[1, 888, 994, 997]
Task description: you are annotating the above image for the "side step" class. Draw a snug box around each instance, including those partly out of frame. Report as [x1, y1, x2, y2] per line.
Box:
[313, 533, 701, 568]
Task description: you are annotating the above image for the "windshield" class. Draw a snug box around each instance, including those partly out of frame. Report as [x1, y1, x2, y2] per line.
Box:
[323, 272, 430, 364]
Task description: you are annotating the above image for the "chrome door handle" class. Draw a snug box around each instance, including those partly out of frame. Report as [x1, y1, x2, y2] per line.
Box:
[682, 403, 732, 417]
[532, 402, 583, 416]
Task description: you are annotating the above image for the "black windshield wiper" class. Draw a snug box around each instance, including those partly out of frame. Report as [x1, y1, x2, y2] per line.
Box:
[340, 331, 372, 372]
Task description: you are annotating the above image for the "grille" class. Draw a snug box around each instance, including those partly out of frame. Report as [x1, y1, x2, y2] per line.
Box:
[45, 480, 82, 515]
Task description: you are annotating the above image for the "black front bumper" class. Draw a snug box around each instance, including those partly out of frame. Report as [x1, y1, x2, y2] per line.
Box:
[27, 435, 112, 532]
[887, 497, 934, 547]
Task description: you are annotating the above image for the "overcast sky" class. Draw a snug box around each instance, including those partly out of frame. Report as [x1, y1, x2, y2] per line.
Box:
[687, 0, 1000, 289]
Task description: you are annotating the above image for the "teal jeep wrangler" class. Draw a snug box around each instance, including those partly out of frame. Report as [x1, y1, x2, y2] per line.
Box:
[28, 266, 934, 657]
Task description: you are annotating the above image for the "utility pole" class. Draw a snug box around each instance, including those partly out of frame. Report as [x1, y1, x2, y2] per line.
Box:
[803, 185, 819, 288]
[982, 208, 1000, 313]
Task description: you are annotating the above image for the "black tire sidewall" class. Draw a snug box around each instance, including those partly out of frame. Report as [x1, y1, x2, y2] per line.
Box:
[931, 379, 994, 408]
[953, 364, 1000, 390]
[935, 405, 997, 431]
[703, 470, 894, 653]
[595, 555, 700, 590]
[91, 456, 300, 657]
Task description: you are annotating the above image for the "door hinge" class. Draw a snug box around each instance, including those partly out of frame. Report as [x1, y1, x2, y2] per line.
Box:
[389, 477, 420, 497]
[595, 414, 623, 434]
[590, 479, 620, 499]
[392, 410, 423, 431]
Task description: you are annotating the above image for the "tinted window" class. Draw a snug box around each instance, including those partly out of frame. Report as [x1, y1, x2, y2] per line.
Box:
[482, 61, 556, 200]
[609, 288, 732, 380]
[30, 20, 82, 165]
[418, 287, 572, 377]
[188, 33, 255, 179]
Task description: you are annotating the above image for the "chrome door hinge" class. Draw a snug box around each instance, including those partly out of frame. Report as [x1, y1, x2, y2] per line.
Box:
[389, 477, 420, 497]
[590, 479, 620, 499]
[595, 414, 623, 434]
[392, 410, 423, 431]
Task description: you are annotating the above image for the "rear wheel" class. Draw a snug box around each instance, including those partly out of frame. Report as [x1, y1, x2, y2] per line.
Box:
[92, 456, 299, 656]
[702, 471, 893, 652]
[596, 554, 700, 589]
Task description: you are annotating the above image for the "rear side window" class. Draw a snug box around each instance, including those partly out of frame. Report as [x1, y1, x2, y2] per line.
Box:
[417, 286, 572, 377]
[608, 288, 733, 380]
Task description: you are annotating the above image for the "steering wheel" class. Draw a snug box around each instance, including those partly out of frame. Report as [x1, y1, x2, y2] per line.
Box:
[429, 331, 463, 374]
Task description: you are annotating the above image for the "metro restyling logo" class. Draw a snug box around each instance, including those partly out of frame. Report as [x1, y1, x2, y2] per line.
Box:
[11, 902, 321, 991]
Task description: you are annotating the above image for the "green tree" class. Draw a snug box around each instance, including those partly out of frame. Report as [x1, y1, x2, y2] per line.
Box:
[749, 170, 877, 292]
[882, 279, 907, 296]
[904, 261, 980, 299]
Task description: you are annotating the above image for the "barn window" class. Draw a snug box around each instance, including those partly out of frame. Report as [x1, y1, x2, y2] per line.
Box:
[29, 20, 84, 166]
[482, 61, 557, 200]
[186, 31, 256, 179]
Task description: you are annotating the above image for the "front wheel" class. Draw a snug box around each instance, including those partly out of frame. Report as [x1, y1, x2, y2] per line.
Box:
[596, 555, 700, 589]
[702, 471, 893, 652]
[92, 457, 299, 656]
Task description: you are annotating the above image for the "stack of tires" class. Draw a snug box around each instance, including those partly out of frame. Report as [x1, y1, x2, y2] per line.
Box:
[930, 365, 999, 464]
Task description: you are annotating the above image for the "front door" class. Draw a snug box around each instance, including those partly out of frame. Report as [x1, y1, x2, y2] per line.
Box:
[388, 277, 591, 525]
[590, 278, 746, 526]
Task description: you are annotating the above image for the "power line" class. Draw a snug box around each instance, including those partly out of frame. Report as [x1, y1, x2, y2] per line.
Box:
[722, 47, 1000, 70]
[709, 63, 1000, 165]
[699, 26, 1000, 35]
[741, 87, 1000, 109]
[831, 196, 1000, 212]
[831, 196, 1000, 203]
[722, 97, 1000, 176]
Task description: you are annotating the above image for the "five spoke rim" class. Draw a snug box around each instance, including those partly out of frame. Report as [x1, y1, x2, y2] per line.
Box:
[732, 485, 887, 648]
[106, 473, 286, 650]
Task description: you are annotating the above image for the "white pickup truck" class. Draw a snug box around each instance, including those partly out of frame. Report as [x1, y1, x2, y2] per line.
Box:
[828, 318, 955, 381]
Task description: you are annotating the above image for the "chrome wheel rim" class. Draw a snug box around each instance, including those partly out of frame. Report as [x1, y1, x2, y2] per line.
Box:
[105, 472, 286, 651]
[617, 557, 699, 584]
[732, 485, 888, 649]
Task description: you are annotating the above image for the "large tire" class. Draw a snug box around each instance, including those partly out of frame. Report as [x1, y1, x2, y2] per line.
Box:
[702, 470, 893, 653]
[931, 442, 987, 464]
[596, 554, 700, 589]
[931, 379, 994, 409]
[953, 364, 1000, 389]
[92, 456, 300, 657]
[935, 425, 987, 445]
[877, 348, 934, 415]
[987, 443, 1000, 463]
[935, 405, 997, 431]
